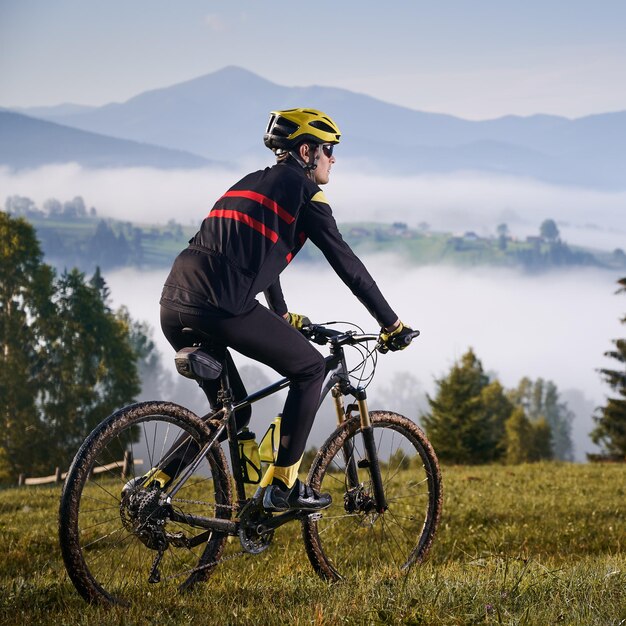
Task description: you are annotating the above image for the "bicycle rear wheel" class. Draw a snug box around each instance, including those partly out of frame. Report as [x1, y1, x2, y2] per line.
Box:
[302, 411, 442, 581]
[59, 401, 232, 606]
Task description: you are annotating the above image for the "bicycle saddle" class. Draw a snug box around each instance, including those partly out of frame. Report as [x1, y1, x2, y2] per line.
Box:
[175, 328, 224, 381]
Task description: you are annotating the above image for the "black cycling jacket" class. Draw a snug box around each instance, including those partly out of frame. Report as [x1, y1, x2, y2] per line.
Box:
[160, 159, 397, 327]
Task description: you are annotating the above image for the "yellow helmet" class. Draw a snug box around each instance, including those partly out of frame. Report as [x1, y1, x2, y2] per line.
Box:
[264, 108, 341, 151]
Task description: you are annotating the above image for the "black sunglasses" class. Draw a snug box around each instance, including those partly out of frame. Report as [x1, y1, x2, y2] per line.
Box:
[321, 143, 334, 158]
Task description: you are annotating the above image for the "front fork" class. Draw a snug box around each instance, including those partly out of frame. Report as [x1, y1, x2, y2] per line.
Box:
[332, 384, 388, 513]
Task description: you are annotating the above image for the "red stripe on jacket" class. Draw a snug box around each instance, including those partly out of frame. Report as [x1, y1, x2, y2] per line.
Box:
[220, 190, 295, 225]
[209, 209, 279, 243]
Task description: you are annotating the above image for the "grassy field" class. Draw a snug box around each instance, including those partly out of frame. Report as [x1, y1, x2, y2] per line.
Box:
[1, 462, 624, 625]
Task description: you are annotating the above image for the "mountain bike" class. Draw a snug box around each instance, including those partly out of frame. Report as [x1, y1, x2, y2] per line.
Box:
[59, 321, 442, 606]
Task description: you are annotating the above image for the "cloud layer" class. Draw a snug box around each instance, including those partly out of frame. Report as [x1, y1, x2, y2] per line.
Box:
[1, 164, 625, 250]
[105, 260, 622, 460]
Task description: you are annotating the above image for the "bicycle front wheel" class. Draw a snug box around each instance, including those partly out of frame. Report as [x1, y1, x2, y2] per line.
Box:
[302, 411, 442, 581]
[59, 401, 232, 606]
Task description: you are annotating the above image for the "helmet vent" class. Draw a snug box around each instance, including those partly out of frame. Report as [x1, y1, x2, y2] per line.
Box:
[274, 117, 299, 137]
[309, 120, 337, 134]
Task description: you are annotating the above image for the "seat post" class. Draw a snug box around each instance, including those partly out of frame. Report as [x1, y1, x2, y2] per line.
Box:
[218, 361, 247, 506]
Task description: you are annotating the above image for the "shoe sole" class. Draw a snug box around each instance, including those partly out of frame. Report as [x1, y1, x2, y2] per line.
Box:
[262, 501, 332, 513]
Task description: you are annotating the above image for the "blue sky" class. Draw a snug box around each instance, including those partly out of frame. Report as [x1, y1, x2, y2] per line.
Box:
[1, 0, 625, 118]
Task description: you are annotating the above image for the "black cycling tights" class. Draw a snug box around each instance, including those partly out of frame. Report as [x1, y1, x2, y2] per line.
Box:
[160, 303, 326, 468]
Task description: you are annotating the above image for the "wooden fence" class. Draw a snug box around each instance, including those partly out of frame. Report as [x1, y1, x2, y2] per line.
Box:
[17, 450, 143, 486]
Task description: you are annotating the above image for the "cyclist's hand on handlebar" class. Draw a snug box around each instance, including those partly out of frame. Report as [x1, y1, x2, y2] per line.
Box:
[378, 321, 416, 353]
[285, 312, 311, 330]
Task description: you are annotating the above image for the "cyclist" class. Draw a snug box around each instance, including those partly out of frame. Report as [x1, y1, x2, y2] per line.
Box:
[159, 108, 415, 512]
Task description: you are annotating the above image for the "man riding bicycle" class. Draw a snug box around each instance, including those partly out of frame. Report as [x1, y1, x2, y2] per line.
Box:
[158, 108, 415, 512]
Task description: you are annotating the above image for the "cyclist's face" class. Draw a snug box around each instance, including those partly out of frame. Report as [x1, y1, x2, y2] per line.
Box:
[299, 143, 335, 185]
[313, 145, 335, 185]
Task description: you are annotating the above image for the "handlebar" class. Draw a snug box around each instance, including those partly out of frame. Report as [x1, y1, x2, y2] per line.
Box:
[388, 329, 421, 349]
[301, 323, 420, 352]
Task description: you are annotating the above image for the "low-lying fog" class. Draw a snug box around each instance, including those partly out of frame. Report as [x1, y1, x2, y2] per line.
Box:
[1, 163, 625, 250]
[107, 261, 623, 462]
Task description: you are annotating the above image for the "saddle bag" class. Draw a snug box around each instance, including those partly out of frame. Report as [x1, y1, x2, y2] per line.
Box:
[174, 347, 223, 381]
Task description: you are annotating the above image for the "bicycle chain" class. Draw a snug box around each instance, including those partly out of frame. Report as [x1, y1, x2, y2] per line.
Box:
[162, 543, 251, 583]
[162, 497, 255, 583]
[170, 496, 239, 510]
[163, 497, 322, 582]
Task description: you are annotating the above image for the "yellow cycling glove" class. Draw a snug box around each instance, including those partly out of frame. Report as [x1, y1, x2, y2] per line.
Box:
[286, 312, 311, 330]
[378, 321, 414, 353]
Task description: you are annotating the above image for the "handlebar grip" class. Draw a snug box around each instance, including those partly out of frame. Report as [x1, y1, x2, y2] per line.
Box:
[390, 329, 421, 349]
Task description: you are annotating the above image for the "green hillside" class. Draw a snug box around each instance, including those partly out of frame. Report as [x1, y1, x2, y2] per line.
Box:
[9, 210, 626, 274]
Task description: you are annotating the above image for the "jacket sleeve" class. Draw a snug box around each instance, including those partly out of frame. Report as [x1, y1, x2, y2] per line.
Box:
[263, 277, 288, 317]
[302, 192, 398, 327]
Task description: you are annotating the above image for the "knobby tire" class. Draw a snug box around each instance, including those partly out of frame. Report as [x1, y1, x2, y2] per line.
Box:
[302, 411, 442, 580]
[58, 401, 232, 606]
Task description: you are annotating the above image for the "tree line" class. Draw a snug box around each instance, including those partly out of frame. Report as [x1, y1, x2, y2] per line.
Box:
[0, 212, 154, 480]
[4, 194, 189, 272]
[421, 277, 626, 464]
[421, 349, 573, 463]
[1, 211, 624, 482]
[7, 194, 625, 276]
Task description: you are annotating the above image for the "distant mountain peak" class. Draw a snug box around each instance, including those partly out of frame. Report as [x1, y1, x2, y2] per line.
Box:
[6, 67, 626, 189]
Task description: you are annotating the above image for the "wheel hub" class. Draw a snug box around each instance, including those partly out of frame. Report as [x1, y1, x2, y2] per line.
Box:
[344, 484, 377, 514]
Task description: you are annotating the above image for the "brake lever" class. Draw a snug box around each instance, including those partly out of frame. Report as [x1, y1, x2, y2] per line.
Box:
[300, 325, 327, 345]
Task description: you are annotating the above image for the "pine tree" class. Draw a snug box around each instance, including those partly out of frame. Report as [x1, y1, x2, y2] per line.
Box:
[422, 349, 513, 464]
[504, 408, 553, 464]
[504, 407, 534, 464]
[40, 269, 141, 469]
[0, 213, 143, 479]
[591, 277, 626, 459]
[0, 213, 56, 480]
[508, 377, 574, 460]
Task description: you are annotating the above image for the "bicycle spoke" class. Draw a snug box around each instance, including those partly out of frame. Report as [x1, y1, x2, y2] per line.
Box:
[303, 412, 441, 581]
[59, 403, 232, 605]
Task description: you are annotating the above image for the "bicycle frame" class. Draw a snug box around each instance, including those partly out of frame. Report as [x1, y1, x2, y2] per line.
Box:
[162, 330, 389, 538]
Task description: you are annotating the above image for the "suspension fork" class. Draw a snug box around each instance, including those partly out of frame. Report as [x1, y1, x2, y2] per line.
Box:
[332, 385, 360, 490]
[355, 388, 387, 513]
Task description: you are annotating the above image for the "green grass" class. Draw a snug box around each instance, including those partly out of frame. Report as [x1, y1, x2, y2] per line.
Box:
[1, 463, 624, 625]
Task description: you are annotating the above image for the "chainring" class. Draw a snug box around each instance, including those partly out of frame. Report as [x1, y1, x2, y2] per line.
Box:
[237, 503, 274, 554]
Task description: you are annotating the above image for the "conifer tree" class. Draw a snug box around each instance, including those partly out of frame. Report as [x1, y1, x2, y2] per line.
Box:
[508, 377, 573, 460]
[504, 409, 552, 464]
[591, 277, 626, 458]
[0, 213, 56, 481]
[422, 349, 513, 464]
[0, 213, 143, 479]
[504, 407, 533, 464]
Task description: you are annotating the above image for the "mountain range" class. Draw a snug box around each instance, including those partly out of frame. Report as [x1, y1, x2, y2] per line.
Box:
[4, 66, 625, 189]
[0, 110, 217, 170]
